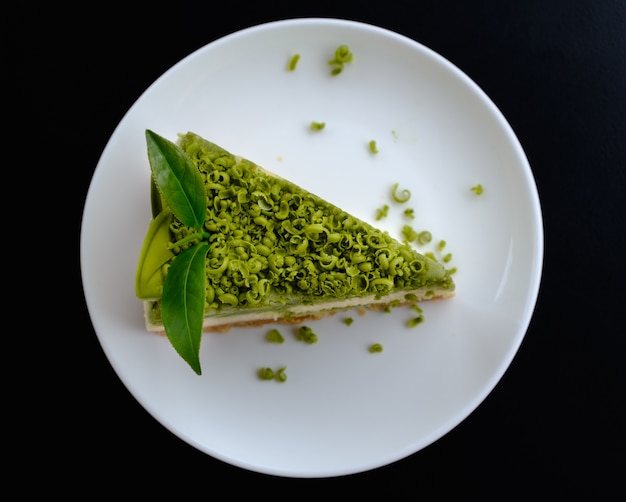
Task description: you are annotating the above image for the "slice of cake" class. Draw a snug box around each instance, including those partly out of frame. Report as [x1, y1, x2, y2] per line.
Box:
[135, 130, 455, 373]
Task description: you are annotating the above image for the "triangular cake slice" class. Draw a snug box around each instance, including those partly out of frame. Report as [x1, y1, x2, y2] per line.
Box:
[136, 131, 455, 334]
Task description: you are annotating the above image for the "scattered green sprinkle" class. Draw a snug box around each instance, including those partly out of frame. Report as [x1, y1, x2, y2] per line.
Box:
[470, 184, 484, 195]
[417, 231, 432, 245]
[343, 317, 354, 326]
[411, 304, 423, 313]
[404, 293, 418, 302]
[266, 328, 285, 344]
[402, 224, 418, 242]
[297, 326, 318, 344]
[391, 182, 411, 203]
[407, 315, 424, 327]
[437, 240, 446, 251]
[404, 208, 415, 219]
[447, 267, 458, 275]
[443, 253, 453, 263]
[287, 53, 300, 71]
[328, 44, 353, 75]
[368, 140, 379, 154]
[258, 367, 274, 380]
[275, 367, 288, 382]
[376, 204, 389, 220]
[310, 121, 326, 131]
[258, 366, 287, 382]
[369, 343, 383, 353]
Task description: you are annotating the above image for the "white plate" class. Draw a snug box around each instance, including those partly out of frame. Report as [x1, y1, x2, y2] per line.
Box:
[81, 18, 543, 477]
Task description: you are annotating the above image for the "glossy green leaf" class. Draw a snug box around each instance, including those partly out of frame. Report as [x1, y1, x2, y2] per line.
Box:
[135, 209, 175, 300]
[145, 130, 206, 231]
[161, 242, 209, 375]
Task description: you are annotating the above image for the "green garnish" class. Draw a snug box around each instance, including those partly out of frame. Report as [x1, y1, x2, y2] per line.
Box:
[328, 44, 353, 75]
[417, 231, 432, 245]
[343, 317, 354, 326]
[258, 367, 287, 382]
[443, 253, 453, 263]
[470, 184, 484, 195]
[258, 367, 274, 380]
[401, 224, 418, 243]
[139, 130, 212, 375]
[161, 242, 210, 375]
[407, 315, 424, 327]
[368, 140, 378, 154]
[266, 328, 285, 344]
[404, 208, 415, 219]
[375, 204, 389, 220]
[145, 130, 206, 231]
[275, 367, 288, 382]
[391, 182, 411, 203]
[297, 326, 318, 344]
[437, 240, 446, 251]
[369, 343, 383, 353]
[310, 121, 326, 131]
[287, 53, 300, 71]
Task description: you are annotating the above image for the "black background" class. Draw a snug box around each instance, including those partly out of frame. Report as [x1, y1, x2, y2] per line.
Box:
[10, 1, 624, 497]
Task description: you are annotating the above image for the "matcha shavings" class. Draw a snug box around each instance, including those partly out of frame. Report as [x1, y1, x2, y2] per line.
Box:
[266, 328, 285, 344]
[258, 367, 274, 380]
[407, 315, 424, 328]
[287, 54, 300, 71]
[375, 204, 389, 220]
[297, 326, 318, 344]
[470, 183, 484, 195]
[328, 44, 354, 75]
[391, 182, 411, 203]
[258, 366, 288, 382]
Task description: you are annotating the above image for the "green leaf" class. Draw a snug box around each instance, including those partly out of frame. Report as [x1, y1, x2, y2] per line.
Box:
[161, 242, 209, 375]
[135, 208, 175, 300]
[145, 130, 206, 231]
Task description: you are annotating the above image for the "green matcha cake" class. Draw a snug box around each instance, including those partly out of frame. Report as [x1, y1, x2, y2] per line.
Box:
[135, 130, 455, 372]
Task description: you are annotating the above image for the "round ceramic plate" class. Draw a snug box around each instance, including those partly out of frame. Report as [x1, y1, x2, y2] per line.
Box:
[81, 18, 543, 477]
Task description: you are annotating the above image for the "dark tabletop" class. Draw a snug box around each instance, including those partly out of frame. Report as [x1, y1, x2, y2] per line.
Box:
[13, 0, 624, 496]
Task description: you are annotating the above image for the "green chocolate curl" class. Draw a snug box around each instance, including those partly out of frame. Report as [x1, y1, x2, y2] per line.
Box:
[287, 54, 300, 71]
